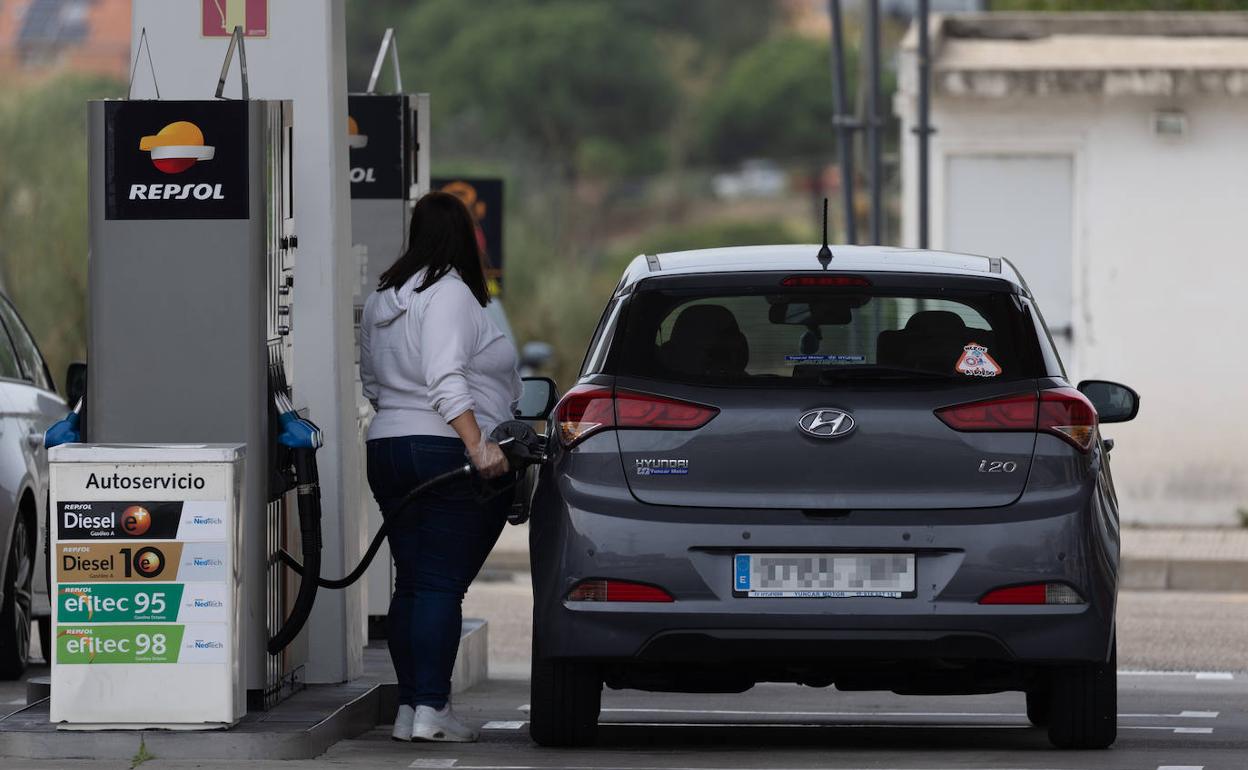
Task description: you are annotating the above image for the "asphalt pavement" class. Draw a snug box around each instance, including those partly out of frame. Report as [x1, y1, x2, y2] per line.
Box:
[2, 583, 1244, 769]
[3, 673, 1242, 769]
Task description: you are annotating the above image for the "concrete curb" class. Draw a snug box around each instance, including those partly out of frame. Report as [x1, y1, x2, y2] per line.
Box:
[1121, 557, 1248, 592]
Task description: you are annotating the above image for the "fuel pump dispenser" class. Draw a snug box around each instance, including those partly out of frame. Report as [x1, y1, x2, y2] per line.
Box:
[80, 91, 312, 710]
[346, 29, 432, 631]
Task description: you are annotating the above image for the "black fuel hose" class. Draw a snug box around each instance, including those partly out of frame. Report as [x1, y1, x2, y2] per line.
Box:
[267, 447, 323, 655]
[276, 464, 472, 590]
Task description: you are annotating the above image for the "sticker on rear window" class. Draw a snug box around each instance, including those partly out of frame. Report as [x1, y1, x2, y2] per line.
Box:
[955, 342, 1001, 377]
[784, 354, 866, 363]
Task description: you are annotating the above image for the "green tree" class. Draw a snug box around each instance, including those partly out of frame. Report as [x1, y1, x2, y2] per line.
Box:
[698, 36, 843, 166]
[418, 1, 678, 179]
[0, 74, 123, 391]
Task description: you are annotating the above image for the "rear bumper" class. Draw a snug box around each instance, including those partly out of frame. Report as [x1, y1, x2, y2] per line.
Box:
[530, 470, 1118, 668]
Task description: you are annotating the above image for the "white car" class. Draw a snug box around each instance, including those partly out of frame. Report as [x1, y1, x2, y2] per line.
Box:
[0, 294, 65, 677]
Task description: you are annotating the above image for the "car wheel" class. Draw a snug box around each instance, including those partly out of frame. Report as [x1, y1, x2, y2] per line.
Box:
[1025, 686, 1051, 726]
[1047, 637, 1117, 749]
[0, 513, 34, 679]
[529, 655, 602, 747]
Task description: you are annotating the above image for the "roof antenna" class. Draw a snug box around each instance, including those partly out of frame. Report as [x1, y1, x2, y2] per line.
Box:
[817, 197, 833, 270]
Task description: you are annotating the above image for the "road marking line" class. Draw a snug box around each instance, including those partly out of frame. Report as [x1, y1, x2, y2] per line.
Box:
[517, 703, 530, 712]
[443, 766, 1075, 770]
[481, 720, 526, 730]
[1119, 670, 1235, 680]
[408, 761, 457, 769]
[1158, 766, 1205, 770]
[442, 767, 1074, 770]
[1178, 711, 1218, 718]
[1122, 726, 1214, 734]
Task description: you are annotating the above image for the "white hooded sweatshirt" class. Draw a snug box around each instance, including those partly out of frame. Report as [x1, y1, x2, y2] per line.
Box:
[360, 269, 521, 442]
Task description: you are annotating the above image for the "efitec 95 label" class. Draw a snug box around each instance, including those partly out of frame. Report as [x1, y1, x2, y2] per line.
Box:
[56, 583, 228, 624]
[57, 542, 227, 583]
[58, 500, 226, 541]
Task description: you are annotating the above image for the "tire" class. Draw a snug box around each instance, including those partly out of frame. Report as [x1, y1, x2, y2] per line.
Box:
[529, 655, 602, 747]
[1025, 686, 1051, 727]
[0, 513, 34, 679]
[1047, 638, 1117, 749]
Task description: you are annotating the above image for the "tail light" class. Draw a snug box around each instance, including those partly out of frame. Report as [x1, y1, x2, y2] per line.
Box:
[781, 275, 871, 288]
[935, 388, 1098, 452]
[553, 385, 614, 447]
[567, 579, 674, 603]
[554, 386, 719, 447]
[979, 582, 1085, 605]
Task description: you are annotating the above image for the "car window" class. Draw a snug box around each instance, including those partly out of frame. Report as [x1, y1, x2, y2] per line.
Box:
[0, 297, 52, 391]
[615, 284, 1040, 386]
[580, 298, 620, 377]
[0, 322, 21, 381]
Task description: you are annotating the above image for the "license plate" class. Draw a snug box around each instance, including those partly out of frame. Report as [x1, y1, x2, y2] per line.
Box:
[733, 553, 916, 598]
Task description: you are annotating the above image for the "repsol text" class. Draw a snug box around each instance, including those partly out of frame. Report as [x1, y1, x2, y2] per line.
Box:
[128, 183, 225, 201]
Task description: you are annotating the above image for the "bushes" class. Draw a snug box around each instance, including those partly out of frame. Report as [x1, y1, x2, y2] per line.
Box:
[0, 74, 123, 391]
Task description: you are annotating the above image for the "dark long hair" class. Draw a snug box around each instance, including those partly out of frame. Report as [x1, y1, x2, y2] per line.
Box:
[378, 191, 489, 306]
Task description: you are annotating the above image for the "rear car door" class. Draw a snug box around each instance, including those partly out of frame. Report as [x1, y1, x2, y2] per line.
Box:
[0, 297, 66, 617]
[608, 272, 1047, 511]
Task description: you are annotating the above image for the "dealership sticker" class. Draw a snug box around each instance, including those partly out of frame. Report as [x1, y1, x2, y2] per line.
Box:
[955, 342, 1001, 377]
[784, 354, 865, 363]
[634, 458, 690, 476]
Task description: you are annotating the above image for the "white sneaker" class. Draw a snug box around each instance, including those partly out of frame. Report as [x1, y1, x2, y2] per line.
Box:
[391, 704, 416, 742]
[412, 704, 479, 743]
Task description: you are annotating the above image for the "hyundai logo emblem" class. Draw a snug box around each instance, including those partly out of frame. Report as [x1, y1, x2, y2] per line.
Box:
[797, 408, 856, 438]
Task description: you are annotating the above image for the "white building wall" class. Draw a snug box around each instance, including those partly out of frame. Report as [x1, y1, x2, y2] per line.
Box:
[899, 91, 1248, 525]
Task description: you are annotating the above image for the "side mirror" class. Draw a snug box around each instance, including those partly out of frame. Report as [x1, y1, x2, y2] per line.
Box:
[65, 362, 87, 406]
[1078, 380, 1139, 424]
[515, 376, 557, 421]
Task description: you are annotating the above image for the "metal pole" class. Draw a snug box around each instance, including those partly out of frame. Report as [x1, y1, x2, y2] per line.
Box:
[866, 0, 882, 245]
[916, 0, 932, 249]
[828, 0, 856, 244]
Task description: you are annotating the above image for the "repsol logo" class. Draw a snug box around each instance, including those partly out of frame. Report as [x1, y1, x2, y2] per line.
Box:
[350, 167, 376, 183]
[128, 183, 225, 201]
[85, 472, 206, 490]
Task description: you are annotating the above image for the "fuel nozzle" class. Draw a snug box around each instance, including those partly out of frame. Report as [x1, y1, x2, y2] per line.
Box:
[490, 420, 547, 470]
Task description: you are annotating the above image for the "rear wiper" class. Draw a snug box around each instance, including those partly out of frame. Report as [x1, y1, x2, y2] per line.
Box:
[817, 366, 954, 383]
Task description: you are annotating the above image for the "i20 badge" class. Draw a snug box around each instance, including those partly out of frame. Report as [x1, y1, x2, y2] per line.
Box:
[797, 408, 856, 438]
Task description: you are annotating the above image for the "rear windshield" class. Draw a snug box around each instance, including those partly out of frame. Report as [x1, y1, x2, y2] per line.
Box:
[613, 280, 1042, 386]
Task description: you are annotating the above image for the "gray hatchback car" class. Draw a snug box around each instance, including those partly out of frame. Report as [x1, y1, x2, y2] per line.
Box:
[527, 245, 1139, 750]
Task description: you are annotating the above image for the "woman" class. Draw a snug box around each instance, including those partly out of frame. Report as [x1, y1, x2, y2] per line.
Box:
[359, 191, 521, 743]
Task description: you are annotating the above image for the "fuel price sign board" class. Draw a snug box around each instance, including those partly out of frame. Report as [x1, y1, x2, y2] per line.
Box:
[48, 444, 245, 729]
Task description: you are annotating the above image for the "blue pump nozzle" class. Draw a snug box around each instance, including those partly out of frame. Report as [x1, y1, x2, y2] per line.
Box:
[45, 408, 81, 449]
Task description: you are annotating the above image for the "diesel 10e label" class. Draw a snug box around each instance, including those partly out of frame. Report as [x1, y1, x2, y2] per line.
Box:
[57, 583, 228, 623]
[56, 624, 229, 665]
[57, 542, 228, 583]
[58, 500, 227, 541]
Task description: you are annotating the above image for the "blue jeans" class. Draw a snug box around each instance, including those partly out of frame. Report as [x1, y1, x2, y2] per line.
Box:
[366, 435, 507, 708]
